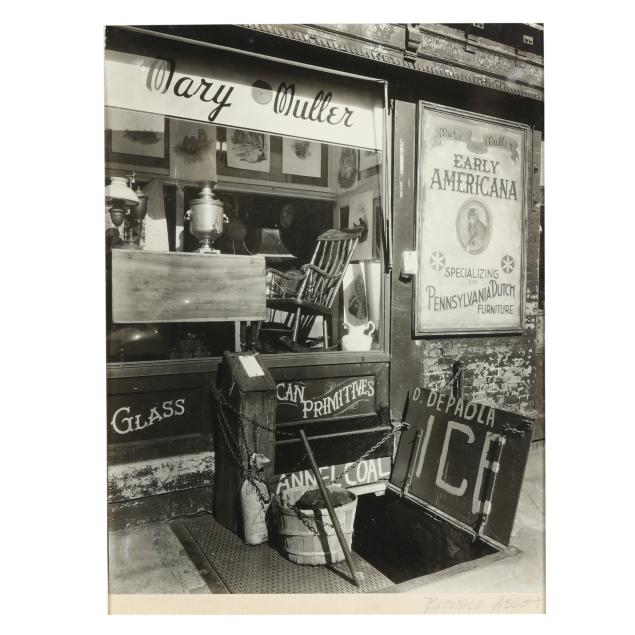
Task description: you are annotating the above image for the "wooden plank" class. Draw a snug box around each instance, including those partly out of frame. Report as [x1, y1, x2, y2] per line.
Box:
[105, 351, 391, 379]
[107, 434, 213, 466]
[108, 486, 213, 531]
[222, 351, 277, 393]
[111, 250, 266, 323]
[274, 427, 393, 474]
[389, 100, 420, 415]
[276, 413, 383, 438]
[107, 451, 214, 503]
[213, 354, 276, 534]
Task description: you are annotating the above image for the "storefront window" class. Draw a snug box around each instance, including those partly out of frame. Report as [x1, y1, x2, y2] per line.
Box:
[105, 41, 385, 362]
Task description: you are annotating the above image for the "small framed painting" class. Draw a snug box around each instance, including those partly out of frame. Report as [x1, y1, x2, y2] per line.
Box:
[342, 263, 369, 328]
[105, 108, 169, 173]
[282, 137, 322, 178]
[226, 128, 271, 172]
[169, 119, 217, 183]
[358, 148, 382, 179]
[347, 189, 375, 261]
[335, 146, 358, 190]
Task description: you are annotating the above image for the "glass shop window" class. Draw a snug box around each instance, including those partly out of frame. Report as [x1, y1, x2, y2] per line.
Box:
[106, 105, 384, 362]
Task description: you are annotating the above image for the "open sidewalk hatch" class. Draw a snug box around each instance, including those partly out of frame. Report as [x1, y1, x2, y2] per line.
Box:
[352, 387, 534, 588]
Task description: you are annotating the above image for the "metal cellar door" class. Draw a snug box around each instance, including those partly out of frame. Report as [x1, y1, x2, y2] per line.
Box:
[390, 387, 533, 546]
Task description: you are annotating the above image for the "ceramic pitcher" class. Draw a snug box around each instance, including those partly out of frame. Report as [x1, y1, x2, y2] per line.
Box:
[341, 321, 376, 351]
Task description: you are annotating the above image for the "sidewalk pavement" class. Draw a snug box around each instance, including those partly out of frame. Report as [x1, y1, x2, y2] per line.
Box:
[108, 442, 544, 595]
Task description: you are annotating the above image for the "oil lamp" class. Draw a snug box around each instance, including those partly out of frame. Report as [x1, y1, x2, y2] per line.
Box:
[124, 185, 148, 249]
[105, 174, 147, 249]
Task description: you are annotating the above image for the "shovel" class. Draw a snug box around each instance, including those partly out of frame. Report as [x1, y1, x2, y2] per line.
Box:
[298, 429, 361, 588]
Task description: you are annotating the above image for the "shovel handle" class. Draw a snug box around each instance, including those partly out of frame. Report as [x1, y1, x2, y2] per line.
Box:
[298, 429, 361, 587]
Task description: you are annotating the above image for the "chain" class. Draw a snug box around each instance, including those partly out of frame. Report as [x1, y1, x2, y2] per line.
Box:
[271, 423, 403, 535]
[213, 398, 272, 509]
[235, 404, 273, 508]
[211, 376, 406, 523]
[288, 502, 336, 534]
[333, 422, 406, 484]
[281, 424, 399, 535]
[214, 402, 245, 478]
[434, 366, 463, 393]
[210, 384, 296, 438]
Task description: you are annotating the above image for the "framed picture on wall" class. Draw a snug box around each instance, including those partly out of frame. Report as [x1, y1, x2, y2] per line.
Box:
[105, 108, 170, 174]
[358, 148, 382, 179]
[226, 128, 271, 172]
[217, 128, 329, 187]
[169, 119, 217, 182]
[282, 137, 322, 178]
[342, 263, 369, 328]
[347, 189, 375, 261]
[335, 146, 358, 190]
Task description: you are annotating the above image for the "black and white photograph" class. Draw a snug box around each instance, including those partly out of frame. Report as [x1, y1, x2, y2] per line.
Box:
[10, 4, 635, 632]
[99, 21, 546, 614]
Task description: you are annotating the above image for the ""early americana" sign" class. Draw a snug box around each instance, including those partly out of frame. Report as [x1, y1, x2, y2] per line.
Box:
[414, 103, 529, 335]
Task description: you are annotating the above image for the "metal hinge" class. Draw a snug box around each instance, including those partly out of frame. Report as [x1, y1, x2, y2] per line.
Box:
[502, 419, 533, 438]
[502, 424, 525, 438]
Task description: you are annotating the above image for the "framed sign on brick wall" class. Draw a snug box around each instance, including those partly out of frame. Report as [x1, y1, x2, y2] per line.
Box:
[414, 102, 531, 336]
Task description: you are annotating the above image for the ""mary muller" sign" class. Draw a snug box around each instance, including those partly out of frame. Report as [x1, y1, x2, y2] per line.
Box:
[105, 46, 383, 151]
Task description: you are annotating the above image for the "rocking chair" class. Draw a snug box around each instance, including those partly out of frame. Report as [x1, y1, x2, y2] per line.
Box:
[262, 227, 363, 350]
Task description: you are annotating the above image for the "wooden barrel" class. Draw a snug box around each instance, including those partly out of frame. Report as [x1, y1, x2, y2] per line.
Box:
[275, 489, 358, 566]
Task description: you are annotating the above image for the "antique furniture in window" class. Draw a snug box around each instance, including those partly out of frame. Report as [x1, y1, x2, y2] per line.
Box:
[263, 227, 363, 350]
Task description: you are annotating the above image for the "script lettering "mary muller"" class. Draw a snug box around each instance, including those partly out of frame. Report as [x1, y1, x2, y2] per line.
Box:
[145, 58, 356, 129]
[273, 82, 354, 128]
[146, 57, 235, 123]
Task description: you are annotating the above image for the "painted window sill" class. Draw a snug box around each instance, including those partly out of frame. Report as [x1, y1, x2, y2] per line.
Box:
[107, 350, 391, 379]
